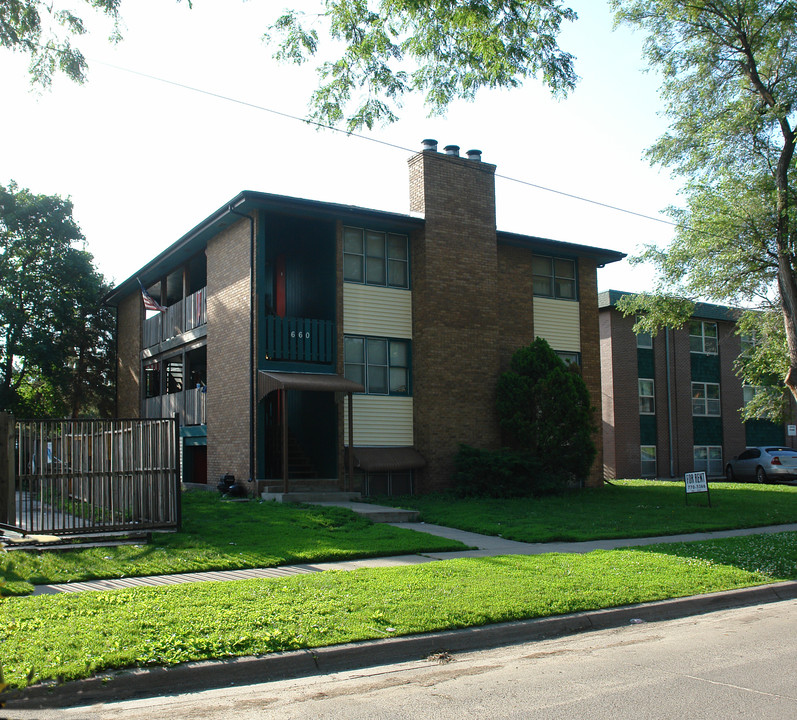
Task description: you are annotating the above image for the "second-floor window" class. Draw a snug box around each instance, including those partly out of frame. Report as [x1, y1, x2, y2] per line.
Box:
[532, 256, 577, 300]
[636, 316, 653, 348]
[692, 381, 720, 416]
[689, 320, 718, 354]
[344, 336, 411, 395]
[639, 378, 655, 414]
[343, 227, 409, 289]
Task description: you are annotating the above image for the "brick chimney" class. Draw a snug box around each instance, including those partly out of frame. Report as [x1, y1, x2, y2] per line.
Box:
[408, 141, 501, 492]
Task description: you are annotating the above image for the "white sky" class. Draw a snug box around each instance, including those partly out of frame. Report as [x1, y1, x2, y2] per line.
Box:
[1, 0, 681, 293]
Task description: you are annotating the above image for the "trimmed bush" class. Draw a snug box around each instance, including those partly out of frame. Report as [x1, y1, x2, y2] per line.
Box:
[453, 339, 597, 497]
[453, 444, 567, 497]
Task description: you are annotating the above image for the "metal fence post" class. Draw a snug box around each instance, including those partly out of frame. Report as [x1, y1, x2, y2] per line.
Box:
[0, 412, 15, 526]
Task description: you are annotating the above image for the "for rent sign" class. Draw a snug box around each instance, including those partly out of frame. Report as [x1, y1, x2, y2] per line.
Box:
[684, 471, 711, 506]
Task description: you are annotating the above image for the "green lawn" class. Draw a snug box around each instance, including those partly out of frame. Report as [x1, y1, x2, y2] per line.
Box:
[381, 479, 797, 541]
[2, 531, 796, 690]
[0, 492, 467, 596]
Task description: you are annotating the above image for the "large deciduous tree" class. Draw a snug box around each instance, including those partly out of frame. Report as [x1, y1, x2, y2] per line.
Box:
[1, 0, 124, 86]
[0, 182, 115, 417]
[3, 1, 578, 130]
[266, 0, 578, 129]
[611, 0, 797, 416]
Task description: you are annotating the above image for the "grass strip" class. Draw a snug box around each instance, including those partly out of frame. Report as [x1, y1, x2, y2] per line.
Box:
[3, 531, 794, 690]
[383, 480, 797, 542]
[0, 492, 467, 595]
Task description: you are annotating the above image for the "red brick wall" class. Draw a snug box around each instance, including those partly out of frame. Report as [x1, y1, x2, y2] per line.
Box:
[599, 308, 641, 479]
[719, 325, 745, 462]
[206, 215, 253, 486]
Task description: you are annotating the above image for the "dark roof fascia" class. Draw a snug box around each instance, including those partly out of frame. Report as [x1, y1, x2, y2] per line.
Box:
[104, 191, 424, 306]
[497, 231, 626, 267]
[598, 289, 742, 323]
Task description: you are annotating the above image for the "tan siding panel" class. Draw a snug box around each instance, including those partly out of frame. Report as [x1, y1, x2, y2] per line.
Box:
[343, 284, 412, 338]
[534, 297, 581, 352]
[344, 396, 414, 446]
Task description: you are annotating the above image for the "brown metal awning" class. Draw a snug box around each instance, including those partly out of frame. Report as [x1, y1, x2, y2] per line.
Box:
[257, 371, 364, 401]
[348, 447, 427, 473]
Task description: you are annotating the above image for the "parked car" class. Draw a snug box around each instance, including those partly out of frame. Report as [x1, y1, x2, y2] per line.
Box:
[725, 447, 797, 483]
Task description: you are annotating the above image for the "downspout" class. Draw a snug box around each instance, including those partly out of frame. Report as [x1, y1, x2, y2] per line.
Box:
[666, 327, 675, 478]
[229, 204, 256, 487]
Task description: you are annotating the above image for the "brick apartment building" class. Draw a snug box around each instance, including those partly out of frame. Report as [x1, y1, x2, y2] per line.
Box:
[105, 141, 624, 496]
[599, 289, 796, 480]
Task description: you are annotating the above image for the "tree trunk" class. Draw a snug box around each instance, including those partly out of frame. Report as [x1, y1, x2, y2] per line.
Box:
[775, 125, 797, 401]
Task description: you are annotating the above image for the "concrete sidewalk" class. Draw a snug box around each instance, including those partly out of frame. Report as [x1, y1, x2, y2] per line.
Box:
[30, 512, 797, 595]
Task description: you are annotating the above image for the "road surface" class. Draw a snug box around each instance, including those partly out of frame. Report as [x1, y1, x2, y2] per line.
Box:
[9, 599, 797, 719]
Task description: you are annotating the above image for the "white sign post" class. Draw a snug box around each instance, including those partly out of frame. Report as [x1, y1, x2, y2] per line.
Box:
[684, 471, 711, 506]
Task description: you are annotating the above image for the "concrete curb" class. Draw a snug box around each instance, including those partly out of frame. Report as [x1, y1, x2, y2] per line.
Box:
[6, 580, 797, 710]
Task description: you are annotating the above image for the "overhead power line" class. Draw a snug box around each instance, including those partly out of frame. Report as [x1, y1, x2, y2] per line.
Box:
[91, 58, 679, 230]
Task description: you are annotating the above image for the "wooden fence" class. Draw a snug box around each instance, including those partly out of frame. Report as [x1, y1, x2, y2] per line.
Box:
[0, 414, 180, 536]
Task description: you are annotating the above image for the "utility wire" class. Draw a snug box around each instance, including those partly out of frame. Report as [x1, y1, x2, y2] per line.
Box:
[91, 58, 679, 230]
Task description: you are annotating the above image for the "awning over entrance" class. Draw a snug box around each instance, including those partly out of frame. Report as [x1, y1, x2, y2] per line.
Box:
[257, 371, 364, 401]
[348, 447, 426, 473]
[257, 370, 365, 493]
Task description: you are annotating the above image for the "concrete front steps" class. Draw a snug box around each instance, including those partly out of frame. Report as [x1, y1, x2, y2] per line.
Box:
[260, 480, 420, 523]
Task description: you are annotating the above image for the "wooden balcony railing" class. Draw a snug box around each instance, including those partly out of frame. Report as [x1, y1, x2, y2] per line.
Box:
[144, 387, 206, 426]
[264, 317, 334, 364]
[144, 287, 207, 348]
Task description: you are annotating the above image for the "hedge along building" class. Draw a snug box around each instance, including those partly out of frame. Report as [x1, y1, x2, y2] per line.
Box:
[105, 141, 625, 496]
[599, 289, 796, 481]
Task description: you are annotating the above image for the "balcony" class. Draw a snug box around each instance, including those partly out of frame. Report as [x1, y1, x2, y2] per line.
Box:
[144, 387, 206, 426]
[144, 287, 207, 349]
[265, 317, 335, 364]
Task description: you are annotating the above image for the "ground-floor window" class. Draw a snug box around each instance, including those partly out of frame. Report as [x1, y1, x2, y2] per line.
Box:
[640, 445, 657, 477]
[360, 471, 413, 497]
[694, 445, 723, 477]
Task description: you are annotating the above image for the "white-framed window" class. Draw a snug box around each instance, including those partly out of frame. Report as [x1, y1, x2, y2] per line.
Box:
[532, 256, 577, 300]
[639, 378, 655, 414]
[636, 316, 653, 348]
[692, 382, 721, 416]
[694, 446, 723, 477]
[740, 332, 756, 356]
[689, 320, 718, 354]
[343, 226, 409, 289]
[640, 446, 657, 477]
[344, 336, 411, 395]
[743, 384, 756, 406]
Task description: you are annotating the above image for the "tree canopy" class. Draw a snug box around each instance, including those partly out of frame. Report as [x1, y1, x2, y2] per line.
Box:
[611, 0, 797, 417]
[266, 0, 578, 130]
[3, 1, 578, 130]
[1, 0, 122, 87]
[0, 182, 115, 417]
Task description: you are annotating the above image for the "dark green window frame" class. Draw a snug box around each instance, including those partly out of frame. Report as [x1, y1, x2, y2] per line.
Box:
[532, 255, 577, 300]
[343, 226, 409, 289]
[344, 335, 411, 395]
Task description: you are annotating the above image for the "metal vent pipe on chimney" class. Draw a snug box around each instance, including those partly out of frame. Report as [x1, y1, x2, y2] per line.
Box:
[466, 149, 482, 162]
[444, 145, 460, 156]
[421, 138, 438, 152]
